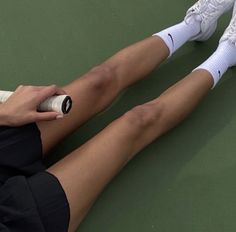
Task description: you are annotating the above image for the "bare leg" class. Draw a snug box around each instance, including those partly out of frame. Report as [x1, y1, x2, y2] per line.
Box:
[37, 36, 169, 154]
[48, 70, 213, 231]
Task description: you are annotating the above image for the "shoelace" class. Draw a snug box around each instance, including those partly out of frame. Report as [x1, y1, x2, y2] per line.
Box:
[193, 0, 224, 22]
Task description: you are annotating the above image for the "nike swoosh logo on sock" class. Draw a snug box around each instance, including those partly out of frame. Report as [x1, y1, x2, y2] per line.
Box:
[218, 70, 221, 78]
[168, 33, 174, 48]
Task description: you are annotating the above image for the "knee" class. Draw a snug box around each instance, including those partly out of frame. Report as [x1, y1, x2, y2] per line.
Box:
[84, 64, 117, 92]
[123, 101, 164, 130]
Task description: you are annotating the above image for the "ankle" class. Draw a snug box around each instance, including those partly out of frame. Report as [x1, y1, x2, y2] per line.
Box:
[217, 40, 236, 68]
[153, 20, 201, 57]
[194, 40, 236, 88]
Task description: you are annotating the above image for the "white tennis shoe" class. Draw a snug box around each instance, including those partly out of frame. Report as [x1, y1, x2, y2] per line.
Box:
[220, 1, 236, 45]
[185, 0, 235, 41]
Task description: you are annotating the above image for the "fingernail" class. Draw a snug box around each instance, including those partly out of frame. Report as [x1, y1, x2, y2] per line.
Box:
[56, 115, 64, 119]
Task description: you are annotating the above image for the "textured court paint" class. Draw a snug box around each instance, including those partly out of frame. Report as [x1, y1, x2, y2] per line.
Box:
[1, 0, 236, 232]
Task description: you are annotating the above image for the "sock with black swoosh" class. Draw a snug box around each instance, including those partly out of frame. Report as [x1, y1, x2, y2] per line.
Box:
[153, 18, 200, 57]
[194, 40, 236, 88]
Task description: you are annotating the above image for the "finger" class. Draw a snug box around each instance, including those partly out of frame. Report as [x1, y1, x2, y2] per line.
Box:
[45, 85, 66, 95]
[38, 85, 66, 100]
[14, 85, 24, 92]
[54, 86, 66, 95]
[56, 88, 66, 95]
[35, 85, 59, 103]
[33, 112, 64, 122]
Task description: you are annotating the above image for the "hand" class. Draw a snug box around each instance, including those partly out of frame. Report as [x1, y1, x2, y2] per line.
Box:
[0, 85, 66, 126]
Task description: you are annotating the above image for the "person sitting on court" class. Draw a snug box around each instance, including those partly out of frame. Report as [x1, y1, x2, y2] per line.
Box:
[0, 0, 235, 231]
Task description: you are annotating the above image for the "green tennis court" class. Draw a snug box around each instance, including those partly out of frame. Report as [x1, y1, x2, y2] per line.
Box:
[1, 0, 236, 231]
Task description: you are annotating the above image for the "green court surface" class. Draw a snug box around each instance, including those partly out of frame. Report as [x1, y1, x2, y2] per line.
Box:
[1, 0, 236, 231]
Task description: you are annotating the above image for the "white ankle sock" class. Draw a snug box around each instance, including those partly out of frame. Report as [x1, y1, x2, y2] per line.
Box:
[153, 20, 201, 57]
[195, 40, 236, 88]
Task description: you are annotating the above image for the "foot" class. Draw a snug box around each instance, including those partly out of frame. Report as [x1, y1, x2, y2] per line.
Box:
[185, 0, 235, 41]
[220, 1, 236, 47]
[194, 2, 236, 88]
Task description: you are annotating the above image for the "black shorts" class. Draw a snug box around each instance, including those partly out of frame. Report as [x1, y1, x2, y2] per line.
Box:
[0, 123, 70, 232]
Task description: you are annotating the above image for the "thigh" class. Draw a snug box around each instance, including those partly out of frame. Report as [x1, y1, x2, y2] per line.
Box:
[0, 172, 69, 232]
[37, 65, 120, 155]
[0, 124, 69, 231]
[0, 123, 45, 183]
[47, 102, 164, 231]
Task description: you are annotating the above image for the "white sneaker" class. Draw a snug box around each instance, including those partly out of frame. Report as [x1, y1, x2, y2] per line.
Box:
[220, 1, 236, 45]
[185, 0, 235, 41]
